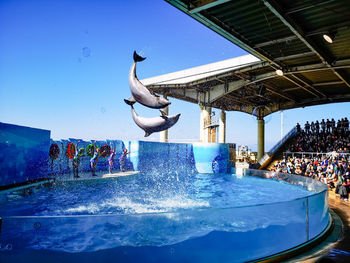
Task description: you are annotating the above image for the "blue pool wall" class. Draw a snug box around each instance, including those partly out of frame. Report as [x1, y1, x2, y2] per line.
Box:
[0, 122, 231, 186]
[0, 122, 50, 187]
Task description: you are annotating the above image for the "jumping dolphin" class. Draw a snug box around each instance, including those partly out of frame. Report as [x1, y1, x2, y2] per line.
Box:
[130, 105, 180, 137]
[124, 51, 171, 109]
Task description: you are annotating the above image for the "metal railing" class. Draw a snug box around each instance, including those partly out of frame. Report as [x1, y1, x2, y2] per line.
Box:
[259, 126, 298, 165]
[283, 151, 350, 159]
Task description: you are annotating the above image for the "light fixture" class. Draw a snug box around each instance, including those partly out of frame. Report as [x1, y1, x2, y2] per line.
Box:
[323, 31, 336, 44]
[276, 69, 284, 76]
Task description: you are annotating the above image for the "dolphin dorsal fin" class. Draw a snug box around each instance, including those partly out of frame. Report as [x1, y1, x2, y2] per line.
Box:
[160, 110, 168, 119]
[144, 132, 151, 137]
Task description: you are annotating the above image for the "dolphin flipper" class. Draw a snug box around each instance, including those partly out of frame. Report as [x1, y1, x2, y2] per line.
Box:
[150, 90, 159, 97]
[124, 96, 137, 106]
[133, 51, 146, 62]
[144, 132, 152, 137]
[160, 110, 168, 120]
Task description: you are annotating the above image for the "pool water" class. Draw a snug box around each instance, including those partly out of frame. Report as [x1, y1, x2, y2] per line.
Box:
[0, 172, 312, 217]
[0, 172, 328, 263]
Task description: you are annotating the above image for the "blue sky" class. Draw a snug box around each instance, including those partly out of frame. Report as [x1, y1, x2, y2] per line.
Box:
[0, 0, 349, 151]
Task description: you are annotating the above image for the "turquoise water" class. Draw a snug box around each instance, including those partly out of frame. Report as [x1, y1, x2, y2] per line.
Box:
[0, 172, 312, 217]
[0, 172, 327, 263]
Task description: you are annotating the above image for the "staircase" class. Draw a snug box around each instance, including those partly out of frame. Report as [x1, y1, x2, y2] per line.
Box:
[258, 126, 298, 170]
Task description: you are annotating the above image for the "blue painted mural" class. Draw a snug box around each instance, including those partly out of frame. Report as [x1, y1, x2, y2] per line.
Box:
[0, 122, 50, 187]
[48, 140, 230, 177]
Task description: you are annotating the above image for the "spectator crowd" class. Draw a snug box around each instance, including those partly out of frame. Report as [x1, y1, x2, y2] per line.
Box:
[269, 117, 350, 201]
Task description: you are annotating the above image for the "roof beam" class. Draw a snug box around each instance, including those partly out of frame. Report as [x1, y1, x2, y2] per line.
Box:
[264, 84, 296, 102]
[147, 60, 350, 90]
[209, 71, 277, 103]
[254, 35, 298, 48]
[189, 0, 232, 14]
[313, 81, 344, 87]
[167, 88, 199, 102]
[254, 21, 350, 48]
[306, 20, 350, 37]
[262, 0, 350, 89]
[291, 74, 326, 97]
[286, 0, 336, 15]
[166, 0, 282, 69]
[262, 0, 328, 64]
[279, 94, 350, 112]
[223, 93, 252, 106]
[274, 51, 315, 62]
[282, 75, 319, 97]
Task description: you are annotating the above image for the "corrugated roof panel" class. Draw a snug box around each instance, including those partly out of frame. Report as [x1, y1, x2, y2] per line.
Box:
[282, 55, 320, 67]
[301, 70, 339, 83]
[292, 2, 349, 32]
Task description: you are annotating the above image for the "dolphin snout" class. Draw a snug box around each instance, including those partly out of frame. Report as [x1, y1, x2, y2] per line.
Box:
[174, 113, 181, 121]
[159, 97, 171, 106]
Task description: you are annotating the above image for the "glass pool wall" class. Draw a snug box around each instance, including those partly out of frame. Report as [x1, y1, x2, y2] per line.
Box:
[238, 168, 330, 241]
[0, 170, 329, 263]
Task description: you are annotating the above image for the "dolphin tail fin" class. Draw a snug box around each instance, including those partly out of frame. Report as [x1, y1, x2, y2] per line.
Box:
[133, 51, 146, 62]
[124, 96, 136, 106]
[144, 131, 152, 137]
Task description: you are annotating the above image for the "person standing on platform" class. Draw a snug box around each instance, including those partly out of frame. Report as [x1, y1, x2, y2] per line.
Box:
[72, 140, 84, 178]
[108, 142, 116, 174]
[119, 148, 130, 172]
[90, 145, 106, 177]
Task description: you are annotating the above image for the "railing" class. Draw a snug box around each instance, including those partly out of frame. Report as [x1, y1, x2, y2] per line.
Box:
[269, 126, 298, 154]
[259, 126, 298, 165]
[283, 151, 350, 159]
[204, 115, 219, 128]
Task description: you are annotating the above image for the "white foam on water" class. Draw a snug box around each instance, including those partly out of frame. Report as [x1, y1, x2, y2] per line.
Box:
[59, 195, 210, 215]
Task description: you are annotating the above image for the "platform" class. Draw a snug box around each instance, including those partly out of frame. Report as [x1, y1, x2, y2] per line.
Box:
[54, 171, 140, 182]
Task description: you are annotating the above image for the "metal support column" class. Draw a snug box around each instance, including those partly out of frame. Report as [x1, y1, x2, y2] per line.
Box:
[219, 110, 226, 143]
[257, 117, 265, 161]
[200, 105, 211, 142]
[160, 96, 169, 142]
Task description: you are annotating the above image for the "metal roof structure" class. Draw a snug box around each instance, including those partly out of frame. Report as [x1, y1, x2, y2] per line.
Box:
[144, 0, 350, 117]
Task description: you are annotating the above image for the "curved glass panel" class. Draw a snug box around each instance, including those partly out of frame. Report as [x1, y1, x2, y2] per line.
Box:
[0, 169, 330, 263]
